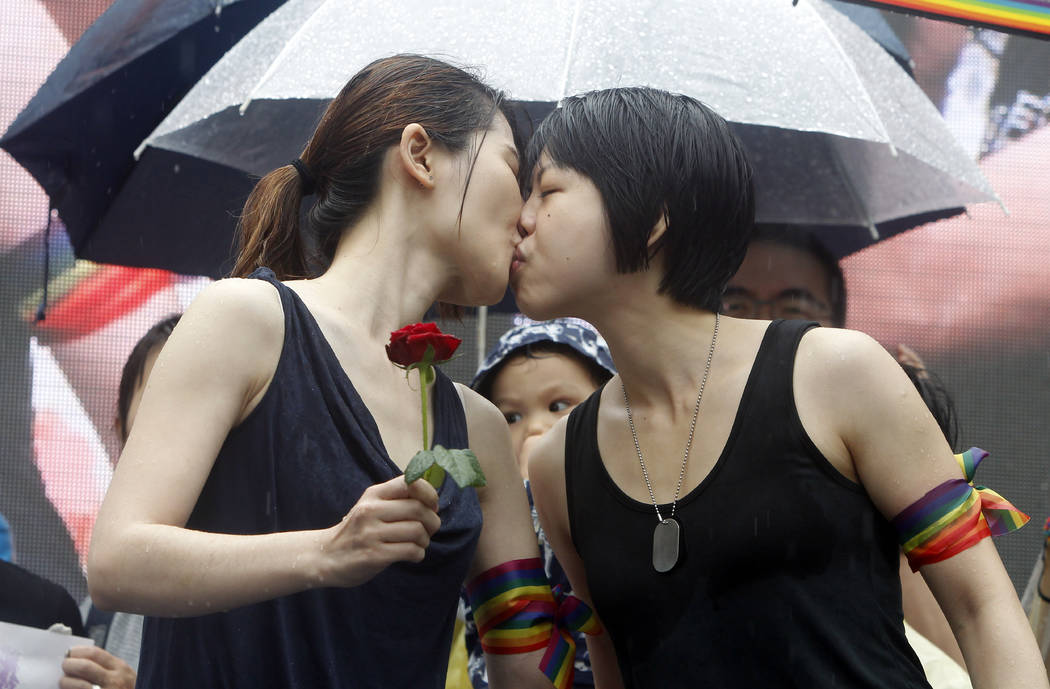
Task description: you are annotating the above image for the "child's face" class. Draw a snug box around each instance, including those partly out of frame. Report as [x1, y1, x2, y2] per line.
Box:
[489, 350, 601, 479]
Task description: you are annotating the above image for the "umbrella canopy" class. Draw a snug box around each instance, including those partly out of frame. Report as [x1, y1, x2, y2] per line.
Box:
[94, 0, 997, 278]
[0, 0, 286, 256]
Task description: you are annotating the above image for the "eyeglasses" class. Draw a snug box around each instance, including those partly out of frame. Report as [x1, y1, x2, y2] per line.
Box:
[721, 287, 831, 322]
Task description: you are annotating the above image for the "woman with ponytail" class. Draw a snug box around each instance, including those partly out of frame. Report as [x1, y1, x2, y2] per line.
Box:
[87, 55, 560, 689]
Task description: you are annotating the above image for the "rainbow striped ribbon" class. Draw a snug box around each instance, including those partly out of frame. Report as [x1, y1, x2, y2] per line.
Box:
[541, 584, 604, 689]
[893, 447, 1029, 571]
[861, 1, 1050, 37]
[466, 558, 602, 689]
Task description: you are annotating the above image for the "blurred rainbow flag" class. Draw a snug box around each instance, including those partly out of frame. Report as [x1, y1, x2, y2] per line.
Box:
[844, 0, 1050, 36]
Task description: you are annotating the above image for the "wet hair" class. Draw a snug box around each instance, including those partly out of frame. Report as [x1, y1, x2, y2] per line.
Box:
[474, 342, 613, 402]
[749, 224, 847, 327]
[900, 362, 958, 452]
[116, 314, 181, 444]
[522, 87, 755, 311]
[231, 54, 525, 280]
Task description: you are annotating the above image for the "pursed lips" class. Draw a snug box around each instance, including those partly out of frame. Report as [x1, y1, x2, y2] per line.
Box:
[509, 246, 526, 279]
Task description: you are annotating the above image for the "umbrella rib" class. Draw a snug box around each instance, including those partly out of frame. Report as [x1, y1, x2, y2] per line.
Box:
[806, 0, 896, 156]
[239, 1, 328, 115]
[557, 0, 585, 100]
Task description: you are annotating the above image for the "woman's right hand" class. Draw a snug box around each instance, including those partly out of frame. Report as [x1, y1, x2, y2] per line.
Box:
[318, 476, 441, 587]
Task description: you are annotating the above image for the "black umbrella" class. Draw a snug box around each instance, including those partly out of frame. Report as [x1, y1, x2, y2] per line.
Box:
[0, 0, 286, 258]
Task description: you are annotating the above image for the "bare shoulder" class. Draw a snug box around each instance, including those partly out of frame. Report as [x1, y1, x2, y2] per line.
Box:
[528, 415, 569, 492]
[795, 326, 903, 391]
[161, 278, 286, 406]
[181, 277, 284, 342]
[798, 325, 889, 363]
[455, 382, 502, 423]
[455, 383, 506, 441]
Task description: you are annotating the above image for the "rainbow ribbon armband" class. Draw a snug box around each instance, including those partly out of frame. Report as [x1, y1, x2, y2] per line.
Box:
[465, 557, 602, 689]
[893, 447, 1029, 571]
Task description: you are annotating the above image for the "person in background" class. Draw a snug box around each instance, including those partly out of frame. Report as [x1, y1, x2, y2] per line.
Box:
[61, 315, 180, 689]
[0, 531, 84, 635]
[724, 224, 970, 681]
[453, 318, 615, 688]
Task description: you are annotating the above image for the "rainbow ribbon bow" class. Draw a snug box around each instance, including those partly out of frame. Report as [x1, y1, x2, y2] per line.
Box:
[894, 447, 1029, 571]
[954, 448, 1030, 535]
[539, 584, 604, 689]
[466, 558, 602, 689]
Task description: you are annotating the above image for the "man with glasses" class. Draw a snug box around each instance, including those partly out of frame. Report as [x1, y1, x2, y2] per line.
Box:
[722, 224, 844, 327]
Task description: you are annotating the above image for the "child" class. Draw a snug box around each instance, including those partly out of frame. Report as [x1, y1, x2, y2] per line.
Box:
[459, 318, 615, 688]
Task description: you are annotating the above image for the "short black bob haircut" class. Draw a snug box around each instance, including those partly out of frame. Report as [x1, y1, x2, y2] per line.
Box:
[522, 87, 755, 312]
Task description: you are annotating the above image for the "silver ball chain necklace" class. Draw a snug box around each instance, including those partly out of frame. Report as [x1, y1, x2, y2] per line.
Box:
[621, 312, 719, 573]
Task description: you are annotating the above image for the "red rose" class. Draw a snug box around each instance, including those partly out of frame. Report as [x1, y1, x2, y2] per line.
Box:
[386, 322, 461, 367]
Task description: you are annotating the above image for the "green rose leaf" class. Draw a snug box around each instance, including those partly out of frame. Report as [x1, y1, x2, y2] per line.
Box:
[423, 463, 446, 489]
[404, 449, 436, 484]
[432, 445, 487, 488]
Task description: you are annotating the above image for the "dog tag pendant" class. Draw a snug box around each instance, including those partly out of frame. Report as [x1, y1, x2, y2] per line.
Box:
[652, 518, 680, 573]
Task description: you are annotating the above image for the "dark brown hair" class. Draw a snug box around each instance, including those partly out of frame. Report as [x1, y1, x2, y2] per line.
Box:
[231, 54, 521, 280]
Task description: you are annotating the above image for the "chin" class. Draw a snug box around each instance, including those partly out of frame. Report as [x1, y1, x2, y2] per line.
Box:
[513, 289, 563, 322]
[445, 281, 508, 308]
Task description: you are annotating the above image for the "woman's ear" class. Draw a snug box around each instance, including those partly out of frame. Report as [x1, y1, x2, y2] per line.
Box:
[647, 209, 669, 257]
[398, 123, 435, 190]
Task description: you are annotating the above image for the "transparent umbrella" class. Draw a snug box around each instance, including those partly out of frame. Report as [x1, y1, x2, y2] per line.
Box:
[93, 0, 998, 278]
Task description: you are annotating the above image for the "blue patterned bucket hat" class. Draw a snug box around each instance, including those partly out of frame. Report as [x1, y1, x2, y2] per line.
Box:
[471, 317, 616, 392]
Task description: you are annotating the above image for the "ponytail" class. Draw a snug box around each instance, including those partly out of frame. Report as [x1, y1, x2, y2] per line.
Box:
[232, 55, 511, 282]
[230, 164, 310, 280]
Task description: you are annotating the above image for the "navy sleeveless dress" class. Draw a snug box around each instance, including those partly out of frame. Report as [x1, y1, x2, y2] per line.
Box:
[564, 319, 931, 688]
[136, 268, 482, 689]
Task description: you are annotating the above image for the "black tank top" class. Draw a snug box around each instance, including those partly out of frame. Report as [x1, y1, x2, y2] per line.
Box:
[564, 319, 930, 688]
[136, 268, 482, 689]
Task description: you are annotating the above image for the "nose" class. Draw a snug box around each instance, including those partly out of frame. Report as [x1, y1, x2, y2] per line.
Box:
[518, 198, 536, 238]
[524, 412, 552, 439]
[753, 301, 776, 320]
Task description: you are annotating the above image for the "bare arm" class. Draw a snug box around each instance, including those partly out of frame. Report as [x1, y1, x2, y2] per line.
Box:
[89, 279, 441, 615]
[899, 553, 965, 668]
[457, 385, 552, 689]
[529, 416, 625, 689]
[797, 328, 1047, 689]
